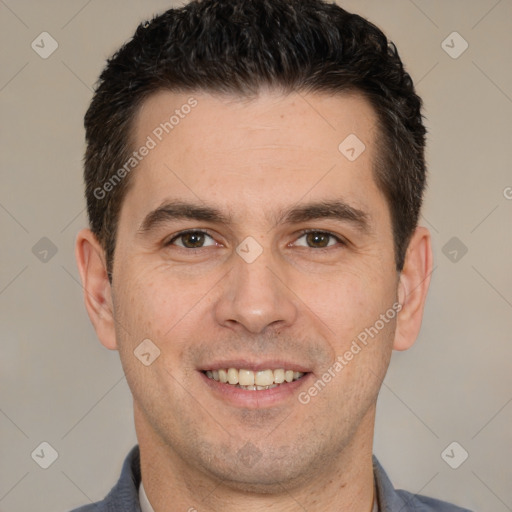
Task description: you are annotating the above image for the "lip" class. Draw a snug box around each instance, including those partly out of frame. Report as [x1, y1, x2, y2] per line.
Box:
[199, 370, 313, 409]
[199, 359, 312, 373]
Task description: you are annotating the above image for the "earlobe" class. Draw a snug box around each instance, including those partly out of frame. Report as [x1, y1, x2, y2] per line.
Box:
[75, 228, 118, 350]
[393, 226, 433, 351]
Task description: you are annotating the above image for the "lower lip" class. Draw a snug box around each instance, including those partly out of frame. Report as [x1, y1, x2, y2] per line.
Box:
[199, 371, 312, 409]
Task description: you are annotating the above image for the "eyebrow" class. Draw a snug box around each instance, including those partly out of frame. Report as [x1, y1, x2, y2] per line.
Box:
[137, 199, 370, 235]
[138, 201, 231, 233]
[275, 200, 370, 233]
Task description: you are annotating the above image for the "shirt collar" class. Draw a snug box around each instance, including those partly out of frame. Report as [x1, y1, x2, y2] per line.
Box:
[139, 481, 155, 512]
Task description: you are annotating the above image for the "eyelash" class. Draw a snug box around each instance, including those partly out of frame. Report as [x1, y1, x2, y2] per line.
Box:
[165, 229, 346, 250]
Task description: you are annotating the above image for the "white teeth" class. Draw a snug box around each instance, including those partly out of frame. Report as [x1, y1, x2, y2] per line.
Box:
[238, 369, 254, 386]
[227, 368, 239, 385]
[255, 369, 274, 386]
[205, 368, 305, 389]
[273, 369, 285, 384]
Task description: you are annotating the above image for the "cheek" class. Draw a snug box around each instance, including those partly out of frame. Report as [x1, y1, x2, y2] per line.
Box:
[301, 266, 393, 339]
[111, 269, 201, 411]
[113, 264, 215, 354]
[112, 245, 230, 396]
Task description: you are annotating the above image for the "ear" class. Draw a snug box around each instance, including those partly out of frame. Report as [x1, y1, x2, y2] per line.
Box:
[75, 228, 118, 350]
[393, 226, 433, 351]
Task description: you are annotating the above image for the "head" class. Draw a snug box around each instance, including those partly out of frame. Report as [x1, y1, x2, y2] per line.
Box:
[76, 0, 432, 497]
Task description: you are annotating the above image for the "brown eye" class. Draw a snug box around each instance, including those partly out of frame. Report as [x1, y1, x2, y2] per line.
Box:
[294, 231, 342, 249]
[181, 232, 205, 248]
[168, 231, 215, 248]
[305, 232, 331, 248]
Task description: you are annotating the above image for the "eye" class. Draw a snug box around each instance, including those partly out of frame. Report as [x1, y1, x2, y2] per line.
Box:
[166, 230, 217, 249]
[294, 230, 345, 249]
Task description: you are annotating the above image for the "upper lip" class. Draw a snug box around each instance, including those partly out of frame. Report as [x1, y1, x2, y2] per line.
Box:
[199, 359, 312, 373]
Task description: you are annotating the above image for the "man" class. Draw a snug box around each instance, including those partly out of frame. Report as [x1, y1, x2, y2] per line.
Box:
[73, 0, 472, 510]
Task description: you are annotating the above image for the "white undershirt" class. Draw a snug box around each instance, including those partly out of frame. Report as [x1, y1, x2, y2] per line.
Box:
[372, 494, 379, 512]
[139, 481, 379, 512]
[139, 481, 155, 512]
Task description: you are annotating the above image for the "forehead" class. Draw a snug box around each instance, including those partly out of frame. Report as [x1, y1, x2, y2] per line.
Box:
[121, 89, 386, 226]
[133, 88, 377, 157]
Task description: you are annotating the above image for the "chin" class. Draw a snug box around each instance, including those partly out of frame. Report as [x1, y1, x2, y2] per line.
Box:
[195, 443, 324, 493]
[212, 467, 306, 495]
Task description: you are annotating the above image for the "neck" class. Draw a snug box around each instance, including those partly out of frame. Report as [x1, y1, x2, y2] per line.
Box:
[135, 405, 376, 512]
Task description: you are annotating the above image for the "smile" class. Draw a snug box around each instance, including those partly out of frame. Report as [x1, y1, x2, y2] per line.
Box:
[203, 368, 306, 390]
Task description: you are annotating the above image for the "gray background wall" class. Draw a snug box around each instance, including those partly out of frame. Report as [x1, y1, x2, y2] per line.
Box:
[1, 1, 511, 511]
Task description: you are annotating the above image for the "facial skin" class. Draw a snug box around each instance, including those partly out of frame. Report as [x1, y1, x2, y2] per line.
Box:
[76, 90, 432, 512]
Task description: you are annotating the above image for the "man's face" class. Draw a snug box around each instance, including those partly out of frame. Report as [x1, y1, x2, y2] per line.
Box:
[111, 90, 399, 489]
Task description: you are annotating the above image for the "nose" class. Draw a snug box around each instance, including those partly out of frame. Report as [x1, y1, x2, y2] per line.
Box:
[214, 246, 298, 335]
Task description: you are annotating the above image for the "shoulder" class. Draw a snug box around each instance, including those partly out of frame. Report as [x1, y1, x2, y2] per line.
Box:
[69, 504, 106, 512]
[373, 456, 474, 512]
[67, 446, 141, 512]
[394, 489, 474, 512]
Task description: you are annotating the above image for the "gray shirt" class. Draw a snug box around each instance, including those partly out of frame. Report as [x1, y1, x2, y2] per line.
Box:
[70, 446, 473, 512]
